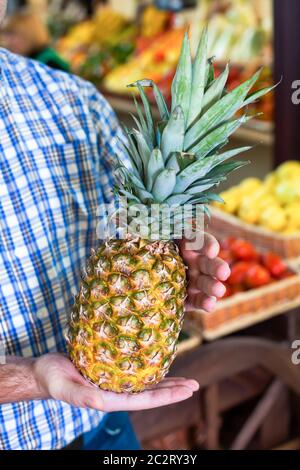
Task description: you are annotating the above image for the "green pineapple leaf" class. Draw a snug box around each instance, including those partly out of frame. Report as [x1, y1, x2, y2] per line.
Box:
[186, 181, 221, 195]
[171, 32, 192, 126]
[119, 189, 141, 203]
[200, 192, 224, 203]
[132, 95, 152, 147]
[122, 143, 142, 177]
[201, 63, 229, 115]
[205, 160, 249, 179]
[191, 115, 251, 157]
[184, 69, 262, 150]
[243, 83, 277, 107]
[128, 79, 169, 121]
[151, 82, 170, 121]
[205, 57, 215, 89]
[152, 168, 177, 202]
[165, 194, 192, 205]
[166, 152, 181, 174]
[137, 84, 155, 142]
[161, 105, 185, 161]
[187, 27, 208, 127]
[132, 129, 152, 176]
[146, 148, 165, 192]
[174, 146, 251, 192]
[175, 152, 196, 171]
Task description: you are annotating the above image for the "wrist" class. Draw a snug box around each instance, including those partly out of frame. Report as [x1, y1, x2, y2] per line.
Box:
[32, 356, 50, 400]
[0, 356, 48, 404]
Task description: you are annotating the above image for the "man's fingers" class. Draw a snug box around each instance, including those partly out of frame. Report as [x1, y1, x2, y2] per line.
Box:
[200, 232, 220, 258]
[100, 385, 195, 412]
[147, 378, 199, 391]
[180, 233, 220, 259]
[51, 379, 104, 410]
[189, 274, 226, 298]
[50, 374, 198, 412]
[197, 256, 230, 281]
[186, 292, 217, 312]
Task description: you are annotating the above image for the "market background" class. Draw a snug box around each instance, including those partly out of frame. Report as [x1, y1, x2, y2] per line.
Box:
[3, 0, 300, 451]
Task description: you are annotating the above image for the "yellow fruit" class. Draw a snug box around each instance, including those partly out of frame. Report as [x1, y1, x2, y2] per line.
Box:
[276, 161, 300, 180]
[241, 188, 269, 207]
[94, 7, 127, 45]
[67, 239, 186, 393]
[285, 202, 300, 227]
[239, 177, 262, 194]
[282, 225, 300, 235]
[238, 204, 260, 224]
[259, 206, 287, 232]
[238, 188, 276, 219]
[263, 173, 277, 192]
[259, 195, 278, 210]
[274, 181, 300, 205]
[218, 188, 241, 213]
[141, 5, 169, 37]
[253, 187, 269, 198]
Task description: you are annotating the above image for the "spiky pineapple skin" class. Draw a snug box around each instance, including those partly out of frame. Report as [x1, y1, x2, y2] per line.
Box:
[67, 238, 186, 393]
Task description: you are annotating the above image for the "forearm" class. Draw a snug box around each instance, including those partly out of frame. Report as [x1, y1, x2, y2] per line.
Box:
[0, 357, 46, 404]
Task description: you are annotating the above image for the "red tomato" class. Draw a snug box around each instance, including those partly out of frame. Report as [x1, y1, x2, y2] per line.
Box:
[228, 261, 251, 285]
[219, 249, 234, 265]
[278, 270, 294, 280]
[230, 239, 258, 261]
[245, 264, 271, 288]
[262, 252, 286, 278]
[223, 284, 232, 298]
[231, 283, 245, 294]
[221, 237, 237, 249]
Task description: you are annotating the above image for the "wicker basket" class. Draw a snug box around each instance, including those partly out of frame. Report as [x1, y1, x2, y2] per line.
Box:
[209, 207, 300, 259]
[186, 272, 300, 341]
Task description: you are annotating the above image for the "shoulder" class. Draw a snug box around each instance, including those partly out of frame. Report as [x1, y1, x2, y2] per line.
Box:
[1, 48, 111, 118]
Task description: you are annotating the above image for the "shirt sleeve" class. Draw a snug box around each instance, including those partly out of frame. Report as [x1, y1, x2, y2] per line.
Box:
[81, 81, 130, 206]
[86, 82, 129, 165]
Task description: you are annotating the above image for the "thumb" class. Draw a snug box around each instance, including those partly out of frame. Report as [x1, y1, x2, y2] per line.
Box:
[50, 378, 105, 410]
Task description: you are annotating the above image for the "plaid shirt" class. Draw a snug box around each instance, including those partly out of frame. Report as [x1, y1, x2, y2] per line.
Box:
[0, 48, 126, 449]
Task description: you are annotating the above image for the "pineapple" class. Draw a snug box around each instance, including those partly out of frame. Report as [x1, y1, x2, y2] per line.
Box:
[66, 30, 273, 393]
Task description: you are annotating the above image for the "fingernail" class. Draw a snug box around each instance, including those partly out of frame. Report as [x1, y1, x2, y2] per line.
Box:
[218, 265, 231, 281]
[214, 282, 226, 297]
[203, 298, 216, 312]
[191, 382, 200, 391]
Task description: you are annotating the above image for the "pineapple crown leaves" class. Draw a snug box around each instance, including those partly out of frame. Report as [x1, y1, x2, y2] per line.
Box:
[119, 28, 275, 209]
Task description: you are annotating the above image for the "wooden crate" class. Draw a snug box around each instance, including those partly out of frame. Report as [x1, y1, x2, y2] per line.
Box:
[186, 272, 300, 341]
[210, 207, 300, 259]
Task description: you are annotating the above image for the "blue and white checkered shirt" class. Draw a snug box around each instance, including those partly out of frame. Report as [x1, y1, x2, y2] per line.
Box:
[0, 48, 126, 449]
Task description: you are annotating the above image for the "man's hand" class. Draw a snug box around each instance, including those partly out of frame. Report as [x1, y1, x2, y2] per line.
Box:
[34, 353, 199, 411]
[179, 233, 230, 313]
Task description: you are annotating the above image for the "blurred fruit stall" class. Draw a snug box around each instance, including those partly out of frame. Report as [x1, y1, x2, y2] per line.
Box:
[6, 0, 300, 451]
[54, 1, 273, 133]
